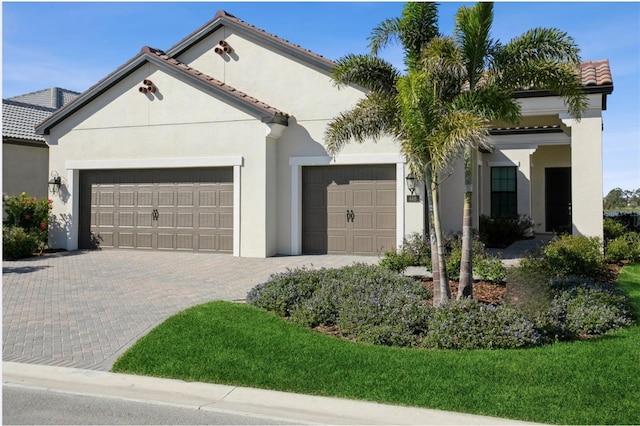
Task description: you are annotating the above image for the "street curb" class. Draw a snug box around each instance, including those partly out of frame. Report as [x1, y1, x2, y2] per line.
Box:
[3, 362, 539, 425]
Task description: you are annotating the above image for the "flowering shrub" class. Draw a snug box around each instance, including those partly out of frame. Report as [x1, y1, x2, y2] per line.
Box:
[249, 260, 636, 350]
[3, 192, 53, 260]
[421, 299, 545, 349]
[548, 278, 636, 336]
[248, 264, 432, 346]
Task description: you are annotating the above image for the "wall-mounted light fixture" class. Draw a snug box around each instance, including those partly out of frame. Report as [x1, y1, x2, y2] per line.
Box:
[406, 174, 416, 195]
[49, 171, 62, 195]
[406, 174, 420, 202]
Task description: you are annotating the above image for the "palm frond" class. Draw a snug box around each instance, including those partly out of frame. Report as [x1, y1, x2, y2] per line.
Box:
[499, 60, 587, 119]
[324, 93, 398, 156]
[452, 85, 521, 125]
[398, 2, 440, 70]
[499, 27, 581, 65]
[420, 37, 467, 103]
[454, 2, 495, 89]
[331, 54, 401, 96]
[430, 110, 489, 172]
[368, 17, 402, 56]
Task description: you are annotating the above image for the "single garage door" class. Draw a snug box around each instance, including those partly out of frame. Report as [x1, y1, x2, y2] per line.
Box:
[79, 168, 233, 252]
[302, 165, 396, 255]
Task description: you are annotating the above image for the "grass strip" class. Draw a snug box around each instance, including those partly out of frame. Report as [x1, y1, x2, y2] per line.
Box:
[113, 264, 640, 424]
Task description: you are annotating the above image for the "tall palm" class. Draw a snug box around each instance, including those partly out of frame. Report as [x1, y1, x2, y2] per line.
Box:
[452, 2, 588, 299]
[325, 3, 489, 306]
[396, 48, 489, 303]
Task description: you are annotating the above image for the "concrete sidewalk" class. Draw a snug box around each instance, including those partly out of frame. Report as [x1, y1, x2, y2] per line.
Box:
[3, 362, 539, 425]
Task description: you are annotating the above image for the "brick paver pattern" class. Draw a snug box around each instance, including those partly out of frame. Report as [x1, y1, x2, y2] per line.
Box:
[3, 250, 376, 371]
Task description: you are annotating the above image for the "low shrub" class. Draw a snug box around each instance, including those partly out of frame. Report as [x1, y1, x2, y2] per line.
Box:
[548, 278, 636, 336]
[420, 299, 545, 349]
[400, 232, 432, 267]
[3, 192, 53, 260]
[248, 264, 433, 347]
[2, 226, 42, 260]
[479, 214, 533, 248]
[379, 250, 416, 273]
[542, 235, 605, 279]
[246, 267, 331, 317]
[604, 232, 640, 264]
[603, 217, 627, 241]
[379, 233, 431, 272]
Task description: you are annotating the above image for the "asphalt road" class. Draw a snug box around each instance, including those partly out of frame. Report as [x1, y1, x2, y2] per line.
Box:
[3, 385, 295, 425]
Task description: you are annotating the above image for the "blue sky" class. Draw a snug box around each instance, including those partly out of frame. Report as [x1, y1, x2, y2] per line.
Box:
[3, 2, 639, 195]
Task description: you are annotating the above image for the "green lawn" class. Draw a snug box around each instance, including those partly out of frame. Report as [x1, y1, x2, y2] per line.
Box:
[113, 264, 640, 425]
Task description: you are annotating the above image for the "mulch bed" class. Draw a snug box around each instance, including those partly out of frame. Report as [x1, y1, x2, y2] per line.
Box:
[423, 280, 506, 305]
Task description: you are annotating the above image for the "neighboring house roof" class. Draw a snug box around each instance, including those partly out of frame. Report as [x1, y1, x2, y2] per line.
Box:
[2, 100, 55, 144]
[8, 87, 80, 109]
[35, 9, 614, 136]
[3, 88, 80, 147]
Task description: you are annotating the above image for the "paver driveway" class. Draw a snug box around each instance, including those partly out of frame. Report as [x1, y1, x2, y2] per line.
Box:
[3, 250, 377, 371]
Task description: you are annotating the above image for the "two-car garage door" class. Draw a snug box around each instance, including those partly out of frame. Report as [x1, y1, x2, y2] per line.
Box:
[79, 168, 233, 252]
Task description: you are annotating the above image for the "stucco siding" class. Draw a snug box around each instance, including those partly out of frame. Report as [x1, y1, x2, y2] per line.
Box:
[176, 29, 367, 122]
[2, 143, 49, 200]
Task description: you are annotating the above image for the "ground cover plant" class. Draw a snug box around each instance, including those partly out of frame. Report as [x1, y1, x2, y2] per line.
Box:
[112, 263, 640, 424]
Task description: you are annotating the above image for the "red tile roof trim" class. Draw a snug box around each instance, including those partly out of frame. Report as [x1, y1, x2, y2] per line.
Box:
[580, 59, 613, 86]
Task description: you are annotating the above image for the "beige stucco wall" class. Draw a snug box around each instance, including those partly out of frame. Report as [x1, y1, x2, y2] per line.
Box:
[2, 143, 49, 215]
[564, 111, 604, 240]
[47, 63, 276, 257]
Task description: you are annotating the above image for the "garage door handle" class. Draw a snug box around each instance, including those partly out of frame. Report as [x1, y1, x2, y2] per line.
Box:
[346, 210, 354, 222]
[152, 209, 159, 221]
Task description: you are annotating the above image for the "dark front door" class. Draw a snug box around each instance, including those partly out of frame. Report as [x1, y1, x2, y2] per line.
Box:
[546, 167, 572, 233]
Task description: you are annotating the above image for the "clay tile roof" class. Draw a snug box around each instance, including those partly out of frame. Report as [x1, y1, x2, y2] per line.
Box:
[142, 46, 290, 121]
[580, 59, 612, 86]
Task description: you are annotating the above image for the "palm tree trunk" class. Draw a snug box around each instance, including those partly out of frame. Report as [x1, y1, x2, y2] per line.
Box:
[427, 167, 450, 306]
[424, 168, 441, 302]
[458, 146, 475, 299]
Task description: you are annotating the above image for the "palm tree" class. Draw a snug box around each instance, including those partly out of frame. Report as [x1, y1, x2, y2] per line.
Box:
[395, 47, 489, 304]
[325, 3, 489, 306]
[451, 2, 588, 299]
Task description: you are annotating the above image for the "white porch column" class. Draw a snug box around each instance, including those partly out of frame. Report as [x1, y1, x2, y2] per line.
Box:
[562, 112, 604, 240]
